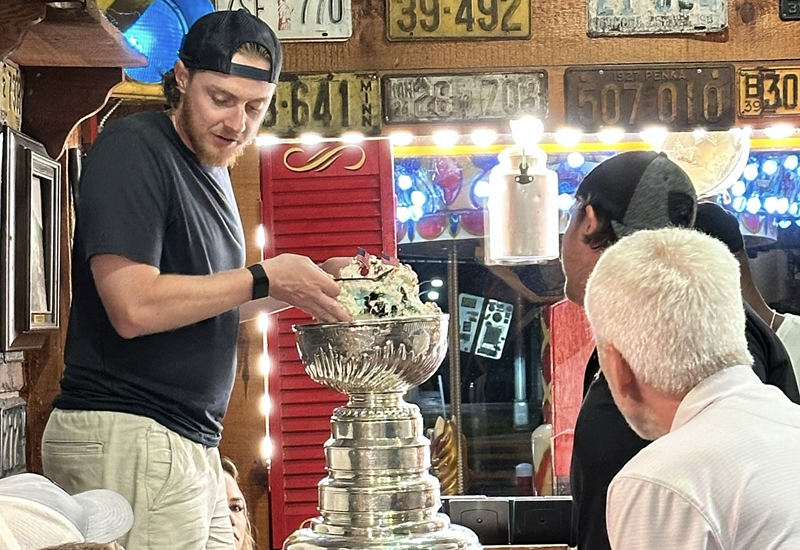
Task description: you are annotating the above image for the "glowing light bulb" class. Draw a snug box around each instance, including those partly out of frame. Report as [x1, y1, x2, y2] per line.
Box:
[743, 164, 759, 181]
[764, 124, 796, 140]
[257, 312, 269, 333]
[730, 180, 746, 197]
[260, 394, 271, 416]
[427, 291, 440, 301]
[558, 193, 575, 211]
[639, 127, 668, 149]
[341, 131, 365, 144]
[255, 225, 266, 250]
[732, 196, 746, 212]
[763, 159, 779, 176]
[510, 116, 544, 146]
[473, 179, 491, 198]
[785, 155, 799, 170]
[432, 129, 459, 149]
[471, 129, 497, 148]
[746, 196, 762, 214]
[299, 133, 323, 145]
[261, 437, 274, 460]
[411, 190, 426, 206]
[555, 127, 583, 147]
[396, 206, 411, 223]
[390, 131, 414, 146]
[431, 278, 444, 288]
[764, 196, 779, 214]
[597, 127, 625, 144]
[255, 134, 280, 147]
[409, 205, 424, 221]
[398, 174, 413, 191]
[567, 152, 585, 168]
[777, 198, 790, 215]
[259, 353, 270, 376]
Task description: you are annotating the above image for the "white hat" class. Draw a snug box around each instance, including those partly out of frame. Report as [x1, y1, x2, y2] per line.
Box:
[0, 473, 134, 550]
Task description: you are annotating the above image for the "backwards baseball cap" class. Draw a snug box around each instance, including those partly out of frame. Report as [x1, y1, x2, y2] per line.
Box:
[694, 201, 745, 254]
[179, 9, 283, 84]
[576, 151, 697, 239]
[0, 473, 134, 550]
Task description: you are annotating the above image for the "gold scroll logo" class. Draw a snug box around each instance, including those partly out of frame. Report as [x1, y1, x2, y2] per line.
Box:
[283, 144, 366, 172]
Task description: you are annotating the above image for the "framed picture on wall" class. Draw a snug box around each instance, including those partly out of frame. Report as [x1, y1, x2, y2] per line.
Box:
[1, 125, 61, 352]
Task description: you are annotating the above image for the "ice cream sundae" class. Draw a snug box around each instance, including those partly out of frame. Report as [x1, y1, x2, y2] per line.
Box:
[336, 255, 441, 319]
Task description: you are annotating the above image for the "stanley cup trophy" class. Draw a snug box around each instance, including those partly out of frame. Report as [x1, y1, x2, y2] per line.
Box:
[286, 314, 481, 550]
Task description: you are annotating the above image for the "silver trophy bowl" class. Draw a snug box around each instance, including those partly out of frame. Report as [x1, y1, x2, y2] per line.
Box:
[294, 314, 448, 394]
[286, 314, 481, 550]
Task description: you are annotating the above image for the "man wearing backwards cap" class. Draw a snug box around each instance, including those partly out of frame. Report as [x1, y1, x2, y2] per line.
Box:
[0, 473, 133, 550]
[561, 151, 800, 550]
[42, 10, 350, 550]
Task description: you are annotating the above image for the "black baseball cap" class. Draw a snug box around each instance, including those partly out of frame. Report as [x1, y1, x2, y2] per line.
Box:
[179, 10, 283, 84]
[694, 201, 745, 254]
[576, 151, 697, 239]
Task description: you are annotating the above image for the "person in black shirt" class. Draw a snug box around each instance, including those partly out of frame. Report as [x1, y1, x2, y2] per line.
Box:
[42, 10, 351, 550]
[561, 152, 800, 550]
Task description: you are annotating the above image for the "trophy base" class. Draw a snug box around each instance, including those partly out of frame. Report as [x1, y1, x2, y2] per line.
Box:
[284, 515, 481, 550]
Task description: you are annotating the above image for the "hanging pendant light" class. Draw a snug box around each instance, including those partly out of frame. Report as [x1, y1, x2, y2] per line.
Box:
[484, 116, 559, 265]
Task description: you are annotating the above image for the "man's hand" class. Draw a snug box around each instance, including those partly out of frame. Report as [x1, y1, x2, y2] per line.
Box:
[318, 256, 354, 278]
[260, 254, 351, 323]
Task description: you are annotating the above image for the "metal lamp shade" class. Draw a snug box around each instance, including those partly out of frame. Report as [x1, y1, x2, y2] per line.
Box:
[485, 146, 559, 265]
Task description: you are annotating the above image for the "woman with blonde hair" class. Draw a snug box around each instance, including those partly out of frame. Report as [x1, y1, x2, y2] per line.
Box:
[221, 457, 255, 550]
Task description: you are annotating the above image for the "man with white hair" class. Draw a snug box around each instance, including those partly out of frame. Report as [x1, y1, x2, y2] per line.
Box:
[584, 227, 800, 550]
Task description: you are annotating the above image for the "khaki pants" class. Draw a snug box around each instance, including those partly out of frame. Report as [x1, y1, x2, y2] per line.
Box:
[42, 409, 235, 550]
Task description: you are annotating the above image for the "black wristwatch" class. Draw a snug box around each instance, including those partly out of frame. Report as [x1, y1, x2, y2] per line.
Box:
[247, 264, 269, 300]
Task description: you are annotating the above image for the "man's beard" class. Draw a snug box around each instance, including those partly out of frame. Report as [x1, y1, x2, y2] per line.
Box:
[178, 98, 247, 168]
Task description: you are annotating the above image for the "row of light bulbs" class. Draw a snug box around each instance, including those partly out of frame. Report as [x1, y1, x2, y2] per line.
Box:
[254, 119, 800, 150]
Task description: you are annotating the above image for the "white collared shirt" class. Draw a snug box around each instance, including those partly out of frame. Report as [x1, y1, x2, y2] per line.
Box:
[606, 365, 800, 550]
[777, 312, 800, 388]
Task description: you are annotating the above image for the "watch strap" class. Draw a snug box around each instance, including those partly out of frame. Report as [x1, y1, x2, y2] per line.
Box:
[247, 264, 269, 300]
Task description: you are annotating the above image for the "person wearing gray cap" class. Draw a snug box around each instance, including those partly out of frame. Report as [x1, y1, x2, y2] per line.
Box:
[0, 473, 133, 550]
[41, 9, 350, 550]
[562, 153, 800, 550]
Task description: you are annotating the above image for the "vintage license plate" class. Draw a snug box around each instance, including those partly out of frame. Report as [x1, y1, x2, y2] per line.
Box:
[384, 72, 547, 123]
[739, 67, 800, 117]
[587, 0, 727, 37]
[564, 64, 734, 131]
[781, 0, 800, 20]
[0, 61, 22, 132]
[262, 72, 382, 137]
[387, 0, 530, 41]
[214, 0, 352, 41]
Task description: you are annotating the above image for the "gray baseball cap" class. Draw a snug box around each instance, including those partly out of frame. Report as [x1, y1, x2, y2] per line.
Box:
[576, 151, 697, 240]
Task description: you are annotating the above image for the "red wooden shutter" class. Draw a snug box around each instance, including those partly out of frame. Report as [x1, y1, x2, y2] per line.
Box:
[260, 139, 396, 548]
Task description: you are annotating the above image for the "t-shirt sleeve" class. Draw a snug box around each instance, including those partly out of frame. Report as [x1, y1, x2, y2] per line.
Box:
[76, 125, 168, 268]
[606, 475, 722, 550]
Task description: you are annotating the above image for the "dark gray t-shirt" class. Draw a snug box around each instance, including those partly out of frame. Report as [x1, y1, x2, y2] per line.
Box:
[56, 111, 246, 446]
